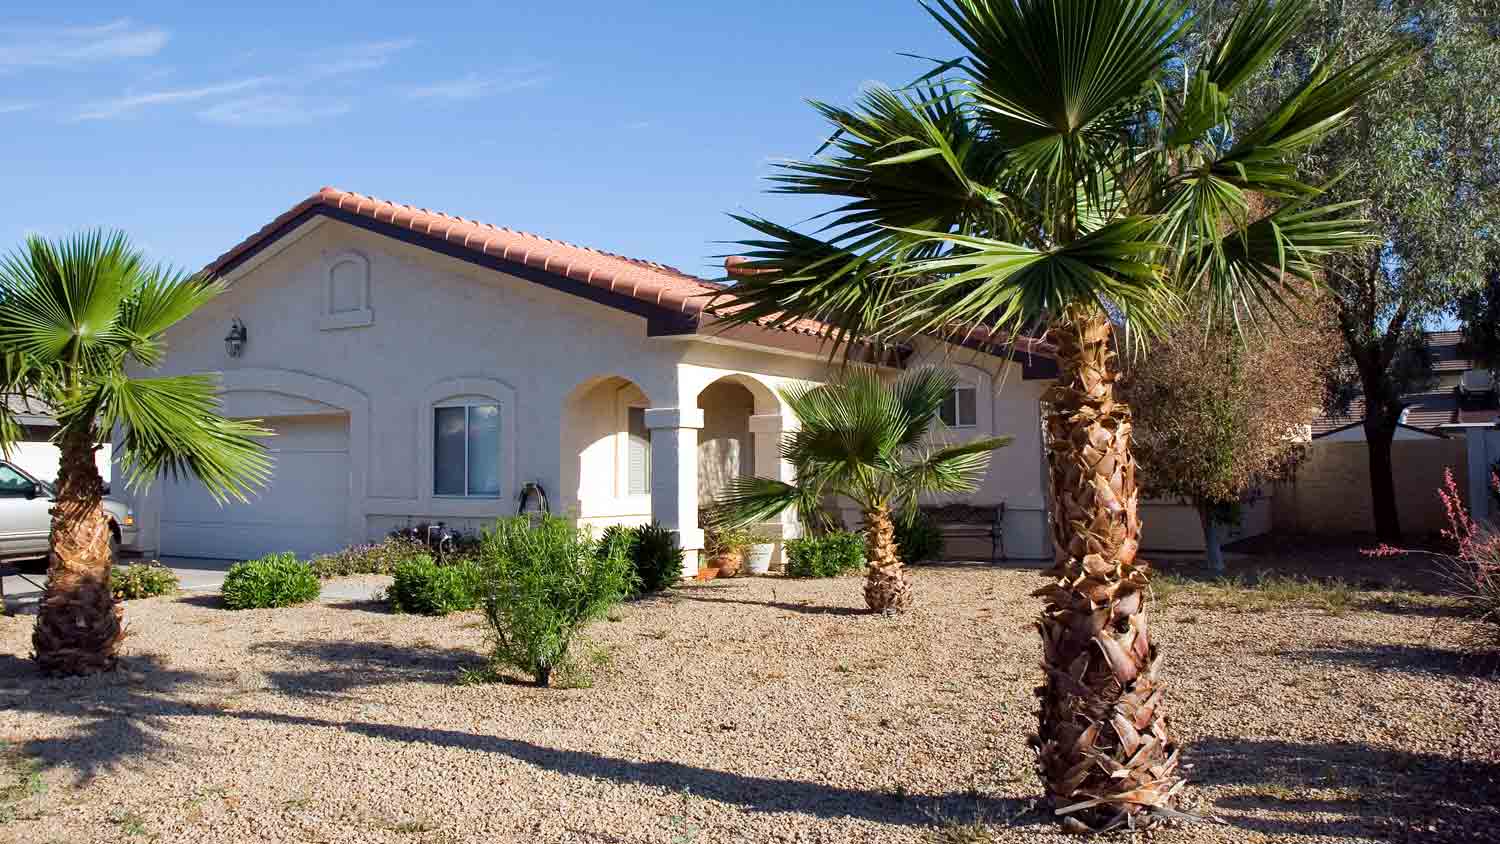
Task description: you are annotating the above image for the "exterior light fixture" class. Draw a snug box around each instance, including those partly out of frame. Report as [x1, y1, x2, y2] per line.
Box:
[225, 318, 247, 358]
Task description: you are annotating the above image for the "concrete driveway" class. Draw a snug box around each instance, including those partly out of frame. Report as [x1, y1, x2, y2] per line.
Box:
[2, 556, 384, 613]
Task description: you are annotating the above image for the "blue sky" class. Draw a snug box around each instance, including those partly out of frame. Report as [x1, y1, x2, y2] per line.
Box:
[0, 2, 956, 279]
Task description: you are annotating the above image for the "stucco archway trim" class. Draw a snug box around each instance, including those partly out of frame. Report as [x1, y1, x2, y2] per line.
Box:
[215, 368, 371, 550]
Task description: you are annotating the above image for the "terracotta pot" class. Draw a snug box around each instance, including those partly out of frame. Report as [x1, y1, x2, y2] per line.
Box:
[709, 551, 743, 578]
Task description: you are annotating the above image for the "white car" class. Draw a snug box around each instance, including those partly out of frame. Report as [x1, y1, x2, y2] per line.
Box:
[0, 460, 139, 564]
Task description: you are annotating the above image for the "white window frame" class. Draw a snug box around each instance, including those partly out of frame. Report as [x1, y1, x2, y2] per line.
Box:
[615, 387, 652, 499]
[433, 399, 502, 499]
[941, 385, 979, 429]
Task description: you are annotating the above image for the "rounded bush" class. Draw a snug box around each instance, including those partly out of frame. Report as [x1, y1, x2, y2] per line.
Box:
[387, 554, 483, 616]
[110, 562, 180, 601]
[785, 532, 866, 578]
[222, 553, 321, 610]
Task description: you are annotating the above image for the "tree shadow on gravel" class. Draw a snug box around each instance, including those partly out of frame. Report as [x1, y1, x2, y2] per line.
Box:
[1285, 642, 1496, 678]
[0, 647, 1037, 828]
[1190, 736, 1500, 841]
[249, 639, 483, 699]
[666, 592, 868, 617]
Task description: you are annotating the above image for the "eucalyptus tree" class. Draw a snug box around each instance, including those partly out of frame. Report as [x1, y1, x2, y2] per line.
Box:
[0, 231, 270, 676]
[709, 367, 1009, 612]
[1192, 0, 1500, 541]
[708, 0, 1407, 829]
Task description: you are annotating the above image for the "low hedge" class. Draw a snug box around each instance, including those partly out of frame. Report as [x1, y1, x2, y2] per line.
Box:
[110, 562, 180, 601]
[387, 555, 484, 616]
[310, 537, 427, 578]
[784, 532, 866, 578]
[222, 553, 321, 610]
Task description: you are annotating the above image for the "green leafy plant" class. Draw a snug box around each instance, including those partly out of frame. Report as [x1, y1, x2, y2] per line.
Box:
[893, 510, 945, 565]
[387, 554, 483, 616]
[705, 525, 753, 559]
[108, 562, 180, 600]
[221, 553, 321, 610]
[784, 532, 866, 579]
[477, 515, 633, 686]
[311, 537, 428, 578]
[598, 521, 683, 596]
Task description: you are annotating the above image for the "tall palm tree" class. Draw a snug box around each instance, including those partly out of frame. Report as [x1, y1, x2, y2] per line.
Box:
[709, 367, 1010, 612]
[707, 0, 1409, 828]
[0, 231, 270, 676]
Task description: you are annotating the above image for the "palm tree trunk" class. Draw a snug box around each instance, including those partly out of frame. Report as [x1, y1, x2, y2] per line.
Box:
[1034, 310, 1182, 832]
[32, 428, 123, 675]
[862, 506, 910, 612]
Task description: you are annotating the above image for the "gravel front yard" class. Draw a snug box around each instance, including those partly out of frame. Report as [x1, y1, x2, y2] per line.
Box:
[1, 565, 1497, 843]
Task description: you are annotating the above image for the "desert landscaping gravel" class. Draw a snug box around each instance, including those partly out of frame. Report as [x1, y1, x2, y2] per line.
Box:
[1, 564, 1497, 843]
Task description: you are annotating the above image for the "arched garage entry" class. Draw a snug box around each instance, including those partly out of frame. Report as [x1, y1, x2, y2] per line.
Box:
[156, 369, 368, 560]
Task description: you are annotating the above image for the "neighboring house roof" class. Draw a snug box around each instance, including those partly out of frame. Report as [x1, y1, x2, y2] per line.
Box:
[1311, 331, 1499, 437]
[1314, 418, 1449, 441]
[206, 187, 1057, 376]
[3, 396, 56, 427]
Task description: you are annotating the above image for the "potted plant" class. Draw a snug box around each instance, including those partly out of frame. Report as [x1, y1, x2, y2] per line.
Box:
[744, 530, 777, 575]
[704, 526, 752, 578]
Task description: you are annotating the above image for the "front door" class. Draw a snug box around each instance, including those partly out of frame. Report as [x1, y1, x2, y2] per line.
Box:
[0, 462, 52, 558]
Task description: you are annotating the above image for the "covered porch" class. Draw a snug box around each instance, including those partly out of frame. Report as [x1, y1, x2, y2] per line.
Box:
[558, 366, 804, 573]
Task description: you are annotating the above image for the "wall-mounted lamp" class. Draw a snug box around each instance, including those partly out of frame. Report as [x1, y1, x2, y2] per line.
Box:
[224, 318, 248, 358]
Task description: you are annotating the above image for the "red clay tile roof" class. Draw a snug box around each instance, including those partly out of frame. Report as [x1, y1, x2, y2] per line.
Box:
[205, 187, 1055, 363]
[205, 187, 841, 338]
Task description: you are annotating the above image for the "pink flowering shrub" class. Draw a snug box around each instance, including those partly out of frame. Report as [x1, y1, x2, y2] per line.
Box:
[1437, 468, 1500, 641]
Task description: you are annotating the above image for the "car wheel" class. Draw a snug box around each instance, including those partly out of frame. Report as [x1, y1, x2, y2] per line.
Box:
[108, 528, 121, 565]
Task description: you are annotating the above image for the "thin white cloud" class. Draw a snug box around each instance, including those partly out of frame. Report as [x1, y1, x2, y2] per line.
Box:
[198, 94, 351, 127]
[306, 38, 417, 79]
[75, 77, 272, 120]
[0, 20, 169, 69]
[403, 70, 548, 102]
[0, 102, 34, 115]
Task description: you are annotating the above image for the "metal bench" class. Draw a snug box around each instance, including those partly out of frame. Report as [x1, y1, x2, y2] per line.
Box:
[921, 502, 1007, 562]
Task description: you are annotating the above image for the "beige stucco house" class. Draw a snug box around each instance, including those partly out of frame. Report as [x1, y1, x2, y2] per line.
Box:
[119, 187, 1060, 572]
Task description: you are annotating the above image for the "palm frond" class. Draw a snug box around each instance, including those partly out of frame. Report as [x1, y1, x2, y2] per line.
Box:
[925, 0, 1186, 200]
[72, 373, 272, 503]
[886, 216, 1179, 341]
[897, 435, 1014, 510]
[889, 366, 960, 449]
[0, 230, 138, 362]
[704, 476, 806, 530]
[1186, 196, 1381, 320]
[117, 268, 225, 367]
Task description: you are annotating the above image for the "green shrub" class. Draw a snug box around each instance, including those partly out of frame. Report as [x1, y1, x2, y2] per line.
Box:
[478, 514, 633, 686]
[785, 531, 866, 578]
[310, 537, 427, 578]
[222, 553, 321, 610]
[597, 522, 683, 596]
[894, 510, 945, 564]
[387, 554, 484, 616]
[629, 522, 684, 594]
[109, 562, 179, 600]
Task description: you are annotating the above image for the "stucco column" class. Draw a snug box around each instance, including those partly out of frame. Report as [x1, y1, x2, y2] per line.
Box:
[644, 406, 706, 575]
[750, 412, 801, 568]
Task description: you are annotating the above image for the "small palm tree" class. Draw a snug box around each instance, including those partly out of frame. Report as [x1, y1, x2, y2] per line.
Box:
[709, 367, 1010, 611]
[0, 231, 271, 676]
[707, 0, 1410, 828]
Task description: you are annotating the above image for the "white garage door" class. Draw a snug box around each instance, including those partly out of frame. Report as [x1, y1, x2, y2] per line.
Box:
[161, 413, 350, 560]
